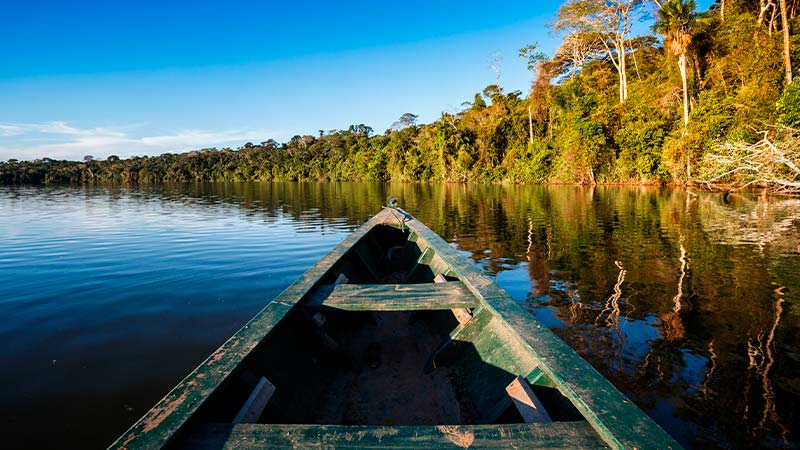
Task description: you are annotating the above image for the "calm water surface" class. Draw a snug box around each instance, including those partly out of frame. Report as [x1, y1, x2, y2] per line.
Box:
[1, 183, 798, 449]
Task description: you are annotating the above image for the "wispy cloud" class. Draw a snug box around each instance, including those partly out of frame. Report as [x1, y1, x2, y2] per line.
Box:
[0, 124, 26, 137]
[0, 121, 284, 161]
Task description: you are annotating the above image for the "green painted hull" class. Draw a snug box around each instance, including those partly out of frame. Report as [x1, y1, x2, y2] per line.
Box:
[110, 207, 682, 450]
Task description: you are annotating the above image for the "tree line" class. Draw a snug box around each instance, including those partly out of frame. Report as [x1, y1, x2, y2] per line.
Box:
[1, 0, 798, 190]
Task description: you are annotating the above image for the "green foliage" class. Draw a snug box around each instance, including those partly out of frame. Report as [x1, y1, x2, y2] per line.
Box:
[777, 79, 800, 126]
[654, 0, 697, 56]
[552, 115, 609, 184]
[519, 43, 547, 72]
[504, 139, 555, 183]
[660, 92, 736, 180]
[689, 91, 736, 141]
[614, 107, 668, 181]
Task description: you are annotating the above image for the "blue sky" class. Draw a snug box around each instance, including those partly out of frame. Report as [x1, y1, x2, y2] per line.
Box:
[0, 0, 712, 161]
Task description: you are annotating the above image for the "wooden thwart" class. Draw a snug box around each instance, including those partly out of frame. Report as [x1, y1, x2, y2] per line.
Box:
[233, 377, 275, 424]
[306, 281, 479, 311]
[506, 375, 552, 424]
[175, 422, 603, 450]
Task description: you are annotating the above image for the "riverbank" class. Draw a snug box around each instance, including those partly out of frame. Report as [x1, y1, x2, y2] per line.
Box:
[3, 125, 797, 196]
[1, 159, 794, 198]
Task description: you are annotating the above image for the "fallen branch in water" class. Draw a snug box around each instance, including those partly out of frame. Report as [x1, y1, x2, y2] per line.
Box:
[696, 127, 800, 195]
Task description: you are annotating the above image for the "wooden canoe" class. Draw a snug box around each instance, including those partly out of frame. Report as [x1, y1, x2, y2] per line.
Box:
[110, 205, 682, 449]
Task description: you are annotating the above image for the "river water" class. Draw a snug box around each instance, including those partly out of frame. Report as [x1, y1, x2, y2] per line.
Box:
[0, 182, 798, 449]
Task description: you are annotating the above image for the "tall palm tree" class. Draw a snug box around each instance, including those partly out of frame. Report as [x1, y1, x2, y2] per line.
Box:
[655, 0, 696, 133]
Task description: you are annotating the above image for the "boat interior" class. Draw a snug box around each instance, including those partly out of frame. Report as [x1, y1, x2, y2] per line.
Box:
[166, 223, 587, 447]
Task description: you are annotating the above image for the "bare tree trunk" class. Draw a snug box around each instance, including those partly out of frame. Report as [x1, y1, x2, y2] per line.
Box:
[770, 5, 779, 35]
[679, 53, 690, 132]
[528, 106, 534, 143]
[609, 41, 625, 103]
[612, 42, 628, 103]
[687, 153, 692, 180]
[780, 0, 793, 85]
[720, 0, 725, 21]
[620, 43, 629, 101]
[759, 0, 770, 24]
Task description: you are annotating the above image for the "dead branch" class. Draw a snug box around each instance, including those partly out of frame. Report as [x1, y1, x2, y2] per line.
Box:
[696, 127, 800, 195]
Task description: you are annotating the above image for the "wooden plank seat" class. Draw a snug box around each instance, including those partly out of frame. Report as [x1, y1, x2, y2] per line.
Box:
[305, 281, 479, 311]
[173, 422, 606, 449]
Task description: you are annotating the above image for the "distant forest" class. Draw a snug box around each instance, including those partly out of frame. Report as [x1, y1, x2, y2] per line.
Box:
[2, 0, 799, 192]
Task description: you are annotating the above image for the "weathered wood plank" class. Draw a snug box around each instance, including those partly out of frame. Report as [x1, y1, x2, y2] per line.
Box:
[425, 306, 494, 372]
[457, 318, 539, 423]
[506, 375, 552, 424]
[434, 273, 472, 325]
[405, 246, 433, 280]
[233, 377, 275, 424]
[526, 366, 555, 388]
[173, 422, 606, 449]
[428, 253, 451, 278]
[305, 282, 479, 311]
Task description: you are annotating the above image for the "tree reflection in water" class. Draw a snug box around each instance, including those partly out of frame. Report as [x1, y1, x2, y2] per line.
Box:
[381, 183, 797, 450]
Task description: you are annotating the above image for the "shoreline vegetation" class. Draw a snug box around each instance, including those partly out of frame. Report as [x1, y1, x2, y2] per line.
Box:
[2, 0, 799, 194]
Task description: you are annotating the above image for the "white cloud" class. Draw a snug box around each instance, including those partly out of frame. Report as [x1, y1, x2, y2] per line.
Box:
[0, 121, 284, 161]
[0, 124, 25, 137]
